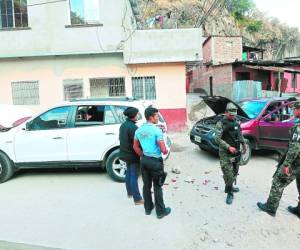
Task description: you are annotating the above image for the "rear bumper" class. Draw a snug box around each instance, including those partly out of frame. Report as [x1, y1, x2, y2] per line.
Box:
[190, 131, 218, 152]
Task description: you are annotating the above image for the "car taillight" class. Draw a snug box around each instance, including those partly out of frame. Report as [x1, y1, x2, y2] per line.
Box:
[158, 124, 166, 133]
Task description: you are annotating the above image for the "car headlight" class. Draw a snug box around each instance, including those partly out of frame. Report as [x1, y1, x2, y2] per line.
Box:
[211, 132, 216, 137]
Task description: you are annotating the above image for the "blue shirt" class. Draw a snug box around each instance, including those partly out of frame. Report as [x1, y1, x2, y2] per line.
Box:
[134, 122, 164, 158]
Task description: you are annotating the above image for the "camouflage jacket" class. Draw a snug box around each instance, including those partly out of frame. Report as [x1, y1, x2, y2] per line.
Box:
[215, 117, 245, 154]
[282, 122, 300, 169]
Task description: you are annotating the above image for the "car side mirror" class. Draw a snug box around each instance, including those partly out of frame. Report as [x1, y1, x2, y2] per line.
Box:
[25, 122, 31, 131]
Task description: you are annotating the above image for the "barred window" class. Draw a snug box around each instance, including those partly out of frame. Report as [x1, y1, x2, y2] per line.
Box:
[132, 76, 156, 100]
[0, 0, 28, 29]
[11, 81, 39, 105]
[90, 78, 125, 98]
[63, 79, 84, 101]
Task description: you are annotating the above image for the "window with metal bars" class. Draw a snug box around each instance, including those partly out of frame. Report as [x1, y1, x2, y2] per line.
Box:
[132, 76, 156, 100]
[11, 81, 39, 105]
[63, 79, 84, 101]
[0, 0, 28, 29]
[89, 78, 125, 98]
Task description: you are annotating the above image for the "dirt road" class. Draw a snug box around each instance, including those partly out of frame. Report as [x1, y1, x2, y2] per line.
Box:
[0, 132, 299, 250]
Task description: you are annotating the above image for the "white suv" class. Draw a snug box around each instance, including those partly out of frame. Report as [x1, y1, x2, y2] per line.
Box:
[0, 98, 171, 183]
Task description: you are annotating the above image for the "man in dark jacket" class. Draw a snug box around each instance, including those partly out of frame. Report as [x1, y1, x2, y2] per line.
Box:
[119, 107, 143, 205]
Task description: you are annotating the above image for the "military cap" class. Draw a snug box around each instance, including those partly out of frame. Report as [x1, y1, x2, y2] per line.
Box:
[293, 102, 300, 110]
[225, 102, 238, 115]
[123, 107, 139, 118]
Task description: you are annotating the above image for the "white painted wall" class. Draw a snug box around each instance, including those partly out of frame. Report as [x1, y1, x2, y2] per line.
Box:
[124, 28, 203, 64]
[0, 0, 135, 58]
[0, 56, 186, 111]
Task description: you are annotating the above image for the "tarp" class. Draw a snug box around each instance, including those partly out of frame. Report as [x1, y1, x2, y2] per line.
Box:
[232, 80, 262, 102]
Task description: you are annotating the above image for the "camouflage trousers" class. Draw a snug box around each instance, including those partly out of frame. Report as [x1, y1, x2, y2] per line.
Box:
[266, 165, 300, 211]
[219, 152, 239, 187]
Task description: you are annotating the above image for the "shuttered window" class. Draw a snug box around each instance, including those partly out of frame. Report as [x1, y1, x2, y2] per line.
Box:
[11, 81, 39, 105]
[63, 79, 84, 101]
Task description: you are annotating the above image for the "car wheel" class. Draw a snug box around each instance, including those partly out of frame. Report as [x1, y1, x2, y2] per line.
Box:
[240, 139, 251, 165]
[0, 152, 14, 183]
[106, 149, 127, 182]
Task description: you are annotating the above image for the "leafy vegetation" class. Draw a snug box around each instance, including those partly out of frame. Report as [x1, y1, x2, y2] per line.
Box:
[137, 0, 300, 59]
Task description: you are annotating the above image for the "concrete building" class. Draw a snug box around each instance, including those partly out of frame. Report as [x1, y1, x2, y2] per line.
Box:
[0, 0, 202, 131]
[190, 36, 300, 97]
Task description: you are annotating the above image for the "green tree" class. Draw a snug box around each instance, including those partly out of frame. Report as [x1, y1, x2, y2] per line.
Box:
[246, 20, 263, 33]
[225, 0, 254, 19]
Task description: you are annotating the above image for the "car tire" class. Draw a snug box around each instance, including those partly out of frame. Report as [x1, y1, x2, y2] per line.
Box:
[106, 149, 127, 182]
[199, 145, 207, 151]
[240, 139, 251, 165]
[0, 152, 14, 183]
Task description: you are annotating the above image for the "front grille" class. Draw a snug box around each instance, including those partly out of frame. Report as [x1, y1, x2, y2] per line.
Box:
[195, 125, 211, 134]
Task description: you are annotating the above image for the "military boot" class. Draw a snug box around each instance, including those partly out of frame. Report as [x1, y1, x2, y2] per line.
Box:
[225, 185, 239, 193]
[226, 193, 234, 205]
[287, 203, 300, 218]
[224, 185, 240, 194]
[257, 202, 276, 217]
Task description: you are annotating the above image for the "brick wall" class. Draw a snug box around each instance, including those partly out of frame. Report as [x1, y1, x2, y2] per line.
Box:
[191, 64, 233, 98]
[202, 36, 242, 65]
[213, 36, 242, 64]
[203, 38, 212, 64]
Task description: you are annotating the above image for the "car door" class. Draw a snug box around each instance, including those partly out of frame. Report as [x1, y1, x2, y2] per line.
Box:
[67, 105, 120, 161]
[258, 103, 293, 149]
[14, 106, 72, 163]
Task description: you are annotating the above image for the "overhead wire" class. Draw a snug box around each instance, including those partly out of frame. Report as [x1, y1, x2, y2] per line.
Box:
[124, 0, 151, 77]
[27, 0, 67, 7]
[196, 0, 220, 28]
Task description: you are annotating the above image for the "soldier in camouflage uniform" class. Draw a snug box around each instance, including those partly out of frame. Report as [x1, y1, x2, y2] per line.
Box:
[215, 103, 246, 205]
[257, 102, 300, 217]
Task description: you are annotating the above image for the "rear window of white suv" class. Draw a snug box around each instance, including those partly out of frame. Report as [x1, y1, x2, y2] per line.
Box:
[112, 105, 143, 123]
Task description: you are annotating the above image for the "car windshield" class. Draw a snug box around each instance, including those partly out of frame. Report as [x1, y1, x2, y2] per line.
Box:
[239, 100, 268, 119]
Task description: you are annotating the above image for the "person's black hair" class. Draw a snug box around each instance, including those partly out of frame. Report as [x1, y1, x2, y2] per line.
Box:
[123, 107, 139, 119]
[144, 107, 158, 120]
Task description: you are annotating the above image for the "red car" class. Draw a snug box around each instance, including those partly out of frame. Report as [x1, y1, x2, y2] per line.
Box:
[190, 96, 297, 164]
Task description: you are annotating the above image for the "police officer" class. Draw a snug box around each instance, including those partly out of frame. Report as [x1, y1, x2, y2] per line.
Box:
[215, 103, 246, 205]
[257, 102, 300, 217]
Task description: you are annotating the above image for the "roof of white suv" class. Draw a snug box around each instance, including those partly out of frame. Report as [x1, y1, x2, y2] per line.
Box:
[60, 98, 154, 109]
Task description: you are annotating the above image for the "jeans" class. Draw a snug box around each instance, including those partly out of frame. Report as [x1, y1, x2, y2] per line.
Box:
[125, 162, 142, 202]
[141, 156, 166, 216]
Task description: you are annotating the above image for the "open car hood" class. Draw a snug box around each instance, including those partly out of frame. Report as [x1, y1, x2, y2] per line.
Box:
[202, 96, 250, 119]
